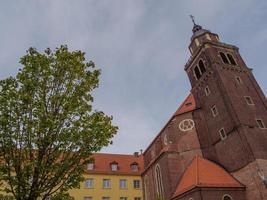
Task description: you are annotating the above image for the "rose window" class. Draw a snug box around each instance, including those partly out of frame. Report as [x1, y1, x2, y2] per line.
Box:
[179, 119, 195, 131]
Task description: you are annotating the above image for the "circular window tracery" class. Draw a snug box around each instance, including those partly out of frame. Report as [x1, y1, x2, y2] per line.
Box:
[179, 119, 195, 131]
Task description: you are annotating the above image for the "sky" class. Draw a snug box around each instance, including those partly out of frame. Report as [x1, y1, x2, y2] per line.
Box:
[0, 0, 266, 154]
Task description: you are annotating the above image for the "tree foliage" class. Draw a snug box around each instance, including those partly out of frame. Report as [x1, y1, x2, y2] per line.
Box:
[0, 46, 118, 200]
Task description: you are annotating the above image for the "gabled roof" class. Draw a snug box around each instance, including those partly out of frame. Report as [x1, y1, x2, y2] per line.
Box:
[173, 93, 196, 117]
[172, 156, 244, 198]
[87, 153, 144, 175]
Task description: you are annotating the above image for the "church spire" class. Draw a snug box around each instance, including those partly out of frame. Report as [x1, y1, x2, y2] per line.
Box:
[189, 15, 210, 41]
[189, 15, 203, 33]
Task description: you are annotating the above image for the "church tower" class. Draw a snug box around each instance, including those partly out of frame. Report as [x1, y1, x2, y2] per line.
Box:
[185, 17, 267, 199]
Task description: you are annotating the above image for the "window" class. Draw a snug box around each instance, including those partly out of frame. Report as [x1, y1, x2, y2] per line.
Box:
[110, 162, 118, 171]
[120, 198, 127, 200]
[194, 66, 201, 79]
[198, 60, 206, 74]
[87, 163, 94, 170]
[84, 197, 92, 200]
[85, 178, 93, 188]
[155, 165, 164, 198]
[102, 197, 110, 200]
[219, 128, 227, 140]
[205, 86, 210, 96]
[133, 180, 141, 189]
[222, 194, 233, 200]
[244, 96, 254, 105]
[256, 119, 266, 129]
[134, 198, 141, 200]
[211, 105, 218, 117]
[235, 76, 242, 84]
[220, 52, 229, 64]
[130, 163, 139, 172]
[103, 179, 111, 188]
[227, 54, 237, 65]
[120, 179, 127, 189]
[194, 60, 206, 80]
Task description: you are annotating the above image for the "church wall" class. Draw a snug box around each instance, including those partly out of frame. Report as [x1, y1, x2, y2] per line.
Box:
[142, 111, 202, 200]
[232, 159, 267, 200]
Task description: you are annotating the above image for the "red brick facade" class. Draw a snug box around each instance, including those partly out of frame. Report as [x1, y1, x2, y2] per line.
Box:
[141, 23, 267, 200]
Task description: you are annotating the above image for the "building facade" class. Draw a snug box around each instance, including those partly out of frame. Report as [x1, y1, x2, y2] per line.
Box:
[142, 21, 267, 200]
[69, 153, 143, 200]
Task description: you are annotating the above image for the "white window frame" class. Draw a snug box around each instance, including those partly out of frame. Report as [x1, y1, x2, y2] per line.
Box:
[235, 76, 242, 84]
[244, 96, 254, 105]
[87, 163, 94, 170]
[133, 180, 141, 189]
[219, 128, 227, 140]
[103, 179, 111, 189]
[211, 105, 218, 117]
[85, 178, 94, 189]
[119, 179, 127, 189]
[111, 163, 118, 171]
[256, 119, 266, 129]
[205, 86, 210, 96]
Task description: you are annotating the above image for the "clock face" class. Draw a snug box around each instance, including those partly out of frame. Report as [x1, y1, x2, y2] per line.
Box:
[179, 119, 195, 132]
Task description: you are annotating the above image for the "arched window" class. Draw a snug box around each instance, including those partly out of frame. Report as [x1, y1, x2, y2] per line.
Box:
[194, 66, 201, 80]
[155, 164, 164, 198]
[227, 54, 237, 65]
[222, 194, 233, 200]
[144, 175, 150, 200]
[220, 52, 229, 64]
[198, 60, 206, 74]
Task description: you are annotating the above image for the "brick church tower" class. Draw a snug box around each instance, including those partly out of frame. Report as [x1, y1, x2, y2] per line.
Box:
[142, 19, 267, 200]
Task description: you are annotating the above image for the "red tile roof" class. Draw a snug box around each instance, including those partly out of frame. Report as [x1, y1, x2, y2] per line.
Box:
[172, 156, 244, 198]
[173, 93, 196, 116]
[86, 153, 144, 175]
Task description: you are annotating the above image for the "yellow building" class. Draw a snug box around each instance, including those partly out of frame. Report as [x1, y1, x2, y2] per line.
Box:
[69, 153, 144, 200]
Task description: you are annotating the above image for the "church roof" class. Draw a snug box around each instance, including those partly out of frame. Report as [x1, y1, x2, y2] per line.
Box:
[172, 156, 244, 198]
[173, 93, 196, 116]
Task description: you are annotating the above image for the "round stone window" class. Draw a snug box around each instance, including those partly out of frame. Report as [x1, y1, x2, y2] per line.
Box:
[179, 119, 195, 131]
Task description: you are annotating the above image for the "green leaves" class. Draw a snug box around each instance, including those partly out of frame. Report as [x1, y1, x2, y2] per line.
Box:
[0, 45, 118, 200]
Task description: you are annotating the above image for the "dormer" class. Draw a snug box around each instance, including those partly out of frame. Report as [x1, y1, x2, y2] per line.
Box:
[110, 161, 118, 171]
[130, 162, 139, 172]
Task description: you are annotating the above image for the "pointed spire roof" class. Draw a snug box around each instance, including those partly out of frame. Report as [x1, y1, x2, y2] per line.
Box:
[189, 16, 211, 41]
[172, 156, 244, 198]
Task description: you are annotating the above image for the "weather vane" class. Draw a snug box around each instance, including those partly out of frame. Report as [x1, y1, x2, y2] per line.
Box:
[190, 15, 196, 25]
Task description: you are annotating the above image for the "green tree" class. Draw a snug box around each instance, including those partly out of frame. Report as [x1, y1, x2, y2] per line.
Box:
[0, 46, 118, 200]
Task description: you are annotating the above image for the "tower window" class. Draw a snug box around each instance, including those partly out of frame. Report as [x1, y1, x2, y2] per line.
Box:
[219, 128, 227, 140]
[235, 76, 242, 84]
[211, 105, 218, 117]
[194, 66, 201, 79]
[194, 60, 206, 80]
[256, 119, 266, 129]
[227, 54, 237, 65]
[205, 86, 210, 96]
[198, 60, 206, 74]
[220, 52, 230, 64]
[244, 96, 254, 105]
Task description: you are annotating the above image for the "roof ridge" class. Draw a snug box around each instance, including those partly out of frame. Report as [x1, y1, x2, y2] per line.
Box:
[195, 155, 199, 186]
